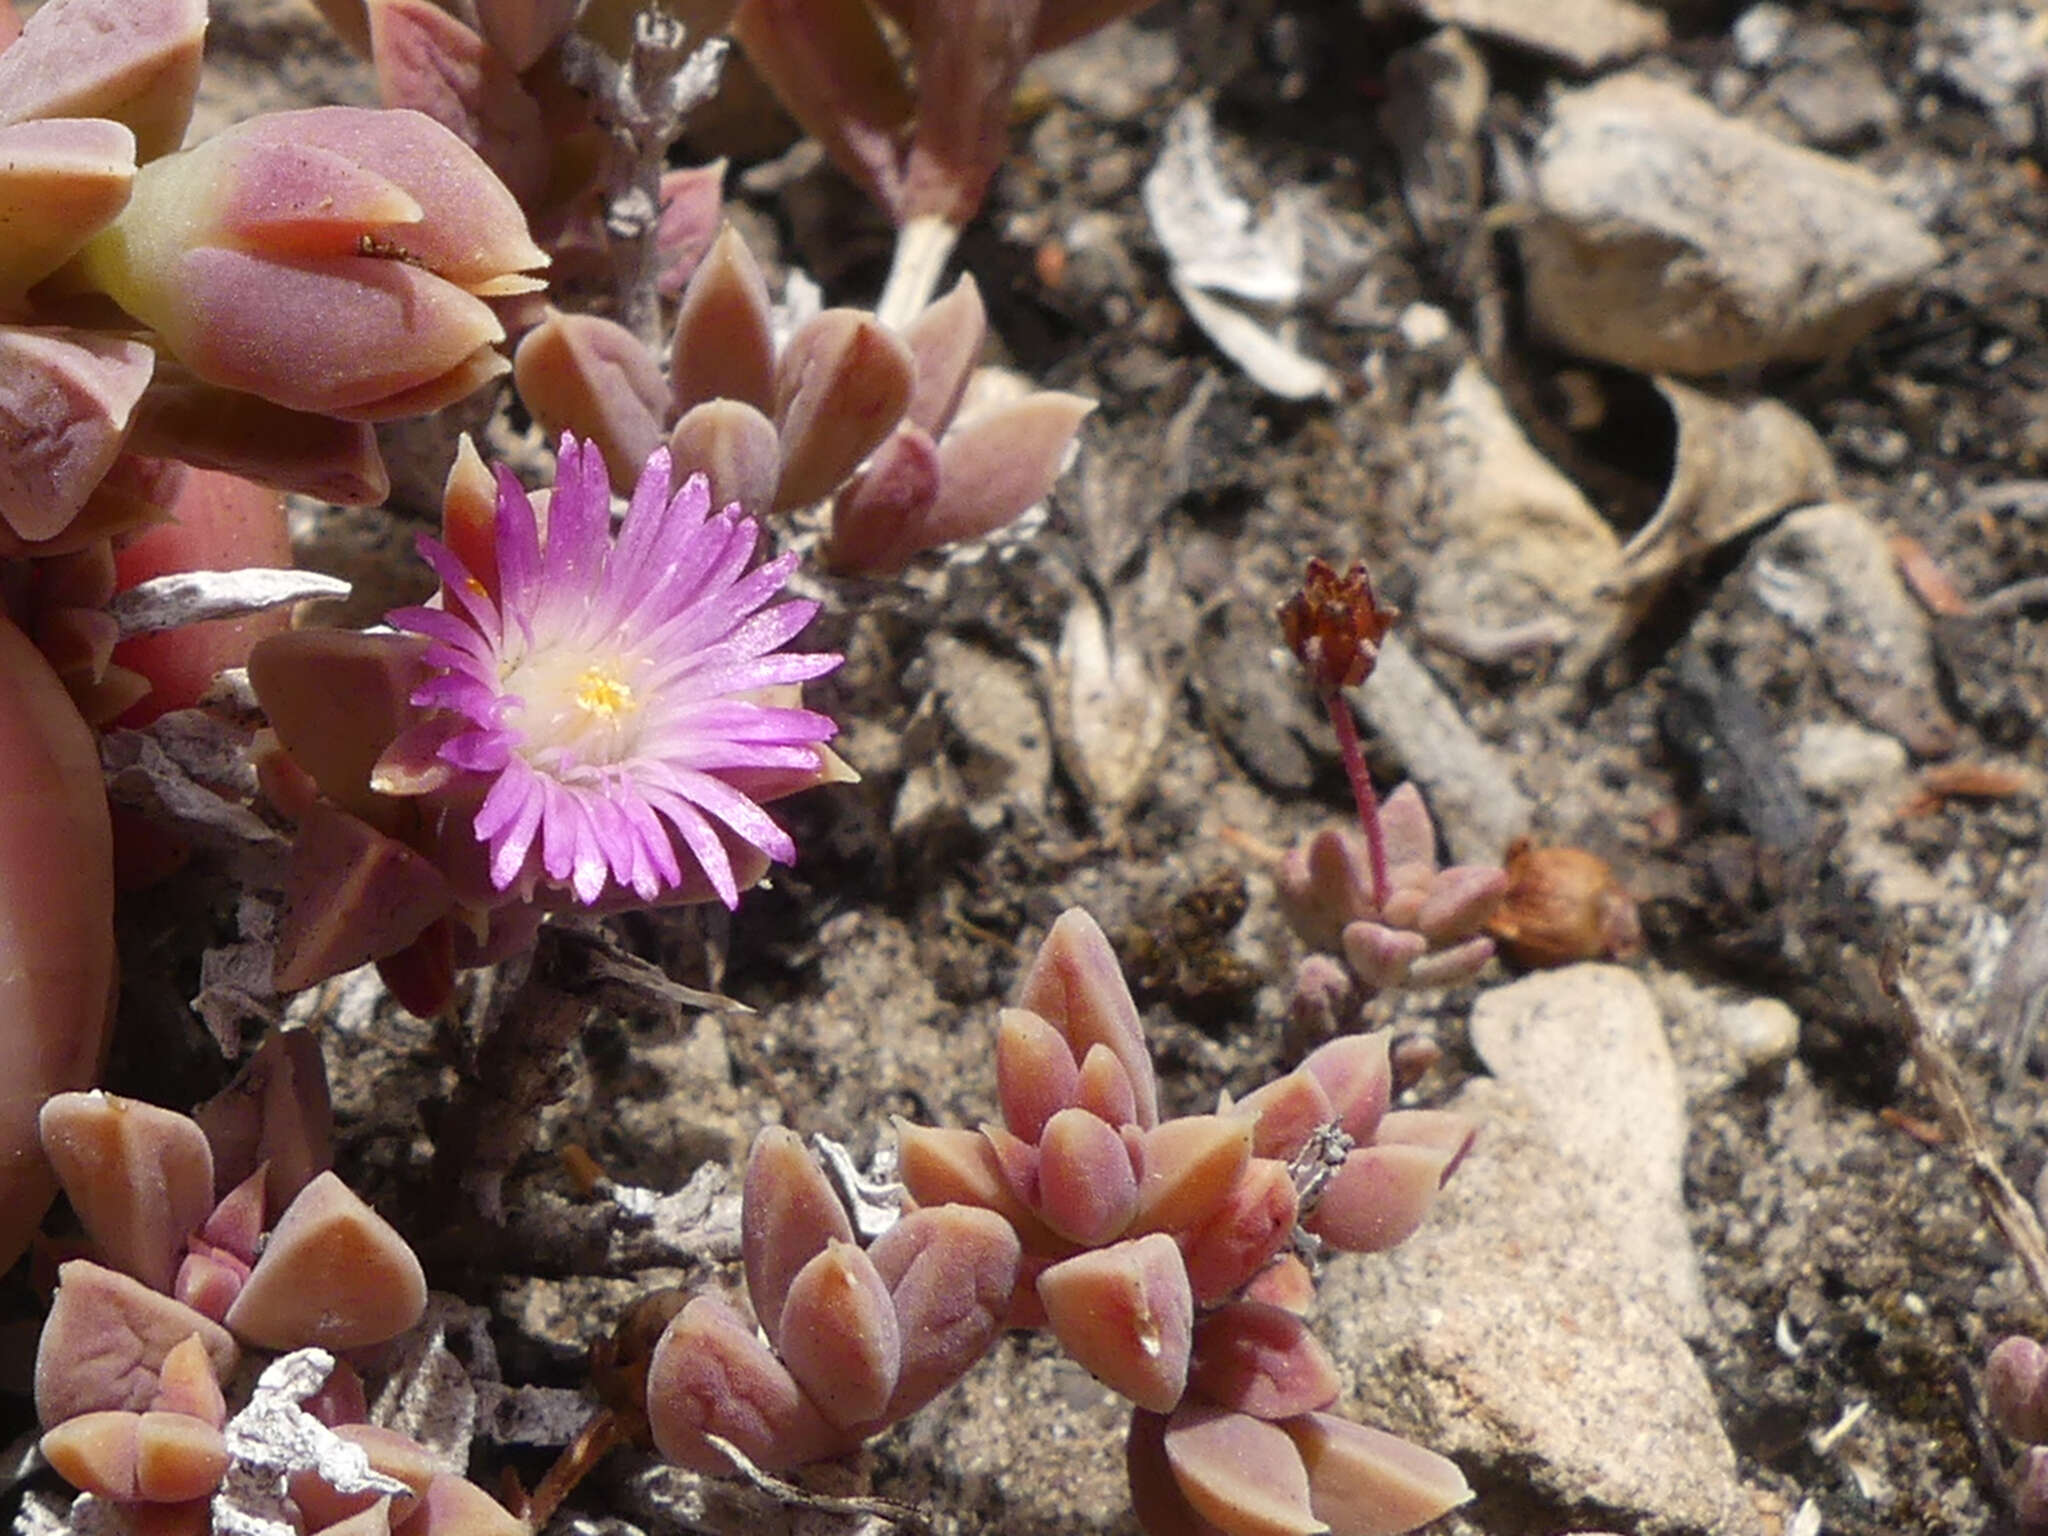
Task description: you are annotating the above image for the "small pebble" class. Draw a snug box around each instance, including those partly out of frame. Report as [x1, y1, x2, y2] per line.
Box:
[1717, 997, 1801, 1070]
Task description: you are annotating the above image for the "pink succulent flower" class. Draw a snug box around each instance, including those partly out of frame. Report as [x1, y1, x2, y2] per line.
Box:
[388, 433, 841, 908]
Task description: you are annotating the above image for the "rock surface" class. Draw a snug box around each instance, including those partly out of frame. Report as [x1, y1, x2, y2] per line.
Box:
[1519, 74, 1943, 373]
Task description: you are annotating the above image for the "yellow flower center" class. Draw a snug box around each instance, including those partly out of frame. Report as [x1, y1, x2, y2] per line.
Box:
[574, 666, 636, 720]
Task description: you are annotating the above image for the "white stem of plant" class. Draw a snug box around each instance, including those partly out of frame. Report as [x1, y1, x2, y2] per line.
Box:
[876, 214, 961, 332]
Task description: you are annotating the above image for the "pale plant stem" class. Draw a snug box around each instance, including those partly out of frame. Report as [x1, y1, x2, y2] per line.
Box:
[876, 214, 961, 331]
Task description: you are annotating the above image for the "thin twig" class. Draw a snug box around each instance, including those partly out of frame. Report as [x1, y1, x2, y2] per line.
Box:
[700, 1435, 934, 1535]
[1887, 963, 2048, 1309]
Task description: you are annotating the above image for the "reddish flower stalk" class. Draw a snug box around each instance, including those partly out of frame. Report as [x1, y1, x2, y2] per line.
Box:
[1278, 559, 1398, 910]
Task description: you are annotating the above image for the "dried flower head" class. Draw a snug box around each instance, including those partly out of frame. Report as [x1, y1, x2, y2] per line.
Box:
[388, 433, 842, 908]
[1278, 558, 1396, 697]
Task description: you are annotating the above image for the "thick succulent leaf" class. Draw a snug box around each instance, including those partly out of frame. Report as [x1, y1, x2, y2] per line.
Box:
[995, 1007, 1081, 1143]
[1283, 1413, 1472, 1536]
[39, 1092, 215, 1294]
[1075, 1043, 1141, 1127]
[1017, 909, 1159, 1128]
[288, 1423, 439, 1531]
[980, 1122, 1041, 1211]
[866, 1204, 1020, 1420]
[1413, 864, 1509, 944]
[0, 118, 134, 296]
[149, 1336, 226, 1426]
[895, 1119, 1051, 1242]
[644, 1294, 845, 1473]
[224, 1170, 428, 1350]
[35, 1260, 239, 1427]
[1370, 1110, 1478, 1183]
[1301, 1144, 1453, 1256]
[1298, 1032, 1392, 1144]
[1038, 1234, 1192, 1413]
[0, 617, 115, 1276]
[248, 629, 430, 820]
[1338, 922, 1428, 994]
[1189, 1304, 1341, 1420]
[0, 327, 154, 543]
[474, 0, 582, 72]
[900, 0, 1032, 224]
[730, 0, 913, 218]
[515, 310, 667, 491]
[1129, 1409, 1234, 1536]
[271, 804, 455, 993]
[1037, 1106, 1138, 1247]
[1179, 1158, 1298, 1307]
[1376, 784, 1436, 870]
[667, 398, 781, 517]
[670, 224, 777, 416]
[40, 1410, 226, 1502]
[1242, 1254, 1315, 1316]
[920, 389, 1092, 548]
[1990, 1336, 2048, 1443]
[130, 370, 389, 507]
[821, 423, 941, 576]
[191, 1028, 333, 1217]
[0, 0, 204, 160]
[1131, 1114, 1253, 1236]
[742, 1125, 854, 1346]
[368, 0, 550, 208]
[400, 1474, 527, 1536]
[1164, 1404, 1326, 1536]
[770, 307, 914, 510]
[900, 272, 985, 435]
[1229, 1071, 1336, 1162]
[1275, 828, 1376, 954]
[656, 162, 729, 298]
[776, 1239, 901, 1429]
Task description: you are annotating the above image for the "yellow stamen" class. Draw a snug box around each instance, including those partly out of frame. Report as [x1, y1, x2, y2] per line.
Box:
[574, 666, 636, 720]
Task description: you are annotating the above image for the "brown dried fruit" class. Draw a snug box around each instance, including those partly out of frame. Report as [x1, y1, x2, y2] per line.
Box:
[1486, 839, 1642, 969]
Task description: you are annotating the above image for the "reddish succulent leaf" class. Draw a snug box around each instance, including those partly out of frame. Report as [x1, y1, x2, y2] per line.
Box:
[1017, 909, 1159, 1128]
[896, 1119, 1057, 1249]
[730, 0, 914, 218]
[41, 1411, 145, 1501]
[1301, 1145, 1452, 1256]
[1413, 864, 1508, 944]
[513, 311, 667, 492]
[742, 1126, 855, 1346]
[0, 118, 134, 297]
[0, 0, 204, 161]
[820, 423, 941, 577]
[1242, 1254, 1315, 1316]
[290, 1423, 437, 1531]
[666, 399, 781, 517]
[920, 389, 1093, 546]
[1073, 1044, 1140, 1129]
[1284, 1413, 1471, 1536]
[900, 272, 985, 435]
[248, 629, 431, 821]
[271, 804, 455, 993]
[1229, 1071, 1336, 1162]
[1037, 1106, 1138, 1247]
[128, 369, 389, 507]
[995, 1006, 1082, 1143]
[39, 1093, 215, 1294]
[1179, 1158, 1298, 1307]
[191, 1027, 333, 1217]
[1039, 1234, 1192, 1413]
[670, 224, 777, 417]
[35, 1260, 239, 1427]
[1131, 1115, 1253, 1237]
[1339, 923, 1428, 993]
[0, 327, 155, 544]
[1189, 1304, 1342, 1420]
[1128, 1409, 1233, 1536]
[173, 1246, 248, 1323]
[225, 1171, 427, 1350]
[776, 1239, 901, 1429]
[1370, 1111, 1477, 1184]
[1164, 1403, 1326, 1536]
[655, 162, 728, 298]
[1991, 1336, 2048, 1443]
[1298, 1033, 1392, 1145]
[980, 1122, 1042, 1210]
[771, 308, 915, 510]
[867, 1204, 1020, 1420]
[149, 1336, 225, 1427]
[473, 0, 581, 72]
[645, 1295, 845, 1474]
[399, 1474, 527, 1536]
[368, 0, 550, 208]
[899, 0, 1031, 224]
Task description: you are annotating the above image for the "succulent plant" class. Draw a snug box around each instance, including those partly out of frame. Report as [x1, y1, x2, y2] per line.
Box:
[516, 231, 1093, 576]
[638, 909, 1475, 1536]
[248, 432, 845, 1013]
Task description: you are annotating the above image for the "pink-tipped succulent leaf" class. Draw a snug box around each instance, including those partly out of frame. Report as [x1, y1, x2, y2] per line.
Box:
[222, 1171, 427, 1350]
[1301, 1144, 1455, 1256]
[644, 1294, 845, 1473]
[512, 312, 670, 493]
[1164, 1403, 1326, 1536]
[775, 1239, 902, 1429]
[1017, 909, 1160, 1128]
[1038, 1233, 1193, 1414]
[866, 1203, 1021, 1420]
[669, 225, 778, 418]
[0, 0, 204, 161]
[1989, 1336, 2048, 1444]
[771, 308, 915, 510]
[741, 1126, 855, 1343]
[1283, 1413, 1472, 1536]
[1188, 1305, 1342, 1421]
[36, 1261, 240, 1427]
[39, 1092, 216, 1295]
